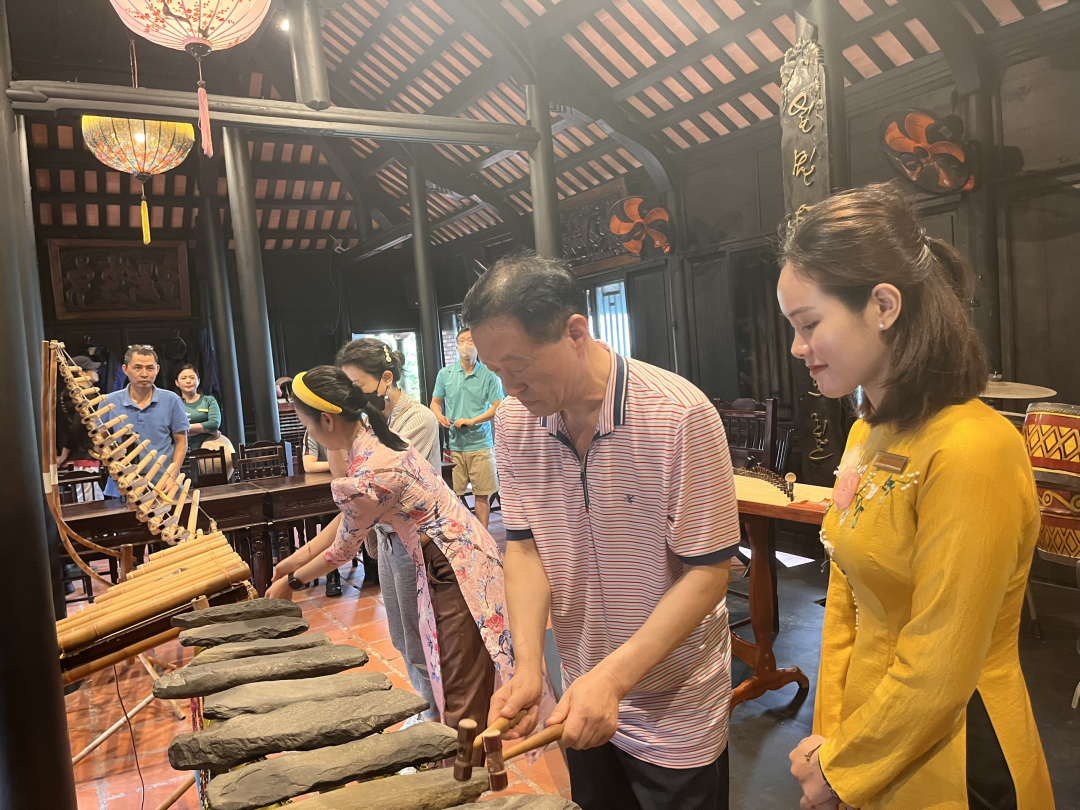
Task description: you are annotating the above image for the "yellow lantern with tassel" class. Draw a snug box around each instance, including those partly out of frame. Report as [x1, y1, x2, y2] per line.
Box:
[82, 116, 195, 245]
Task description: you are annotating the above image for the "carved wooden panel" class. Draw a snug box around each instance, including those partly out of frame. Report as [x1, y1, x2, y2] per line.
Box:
[48, 239, 191, 321]
[559, 178, 638, 276]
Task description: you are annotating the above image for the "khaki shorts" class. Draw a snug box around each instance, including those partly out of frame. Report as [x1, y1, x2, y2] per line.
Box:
[450, 448, 499, 497]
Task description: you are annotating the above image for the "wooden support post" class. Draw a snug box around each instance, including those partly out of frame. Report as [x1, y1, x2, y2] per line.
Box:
[0, 0, 77, 803]
[119, 544, 135, 582]
[288, 0, 332, 110]
[408, 153, 442, 401]
[223, 126, 281, 442]
[525, 84, 560, 257]
[199, 193, 246, 442]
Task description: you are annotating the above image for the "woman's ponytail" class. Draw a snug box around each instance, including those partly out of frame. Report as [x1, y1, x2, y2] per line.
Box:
[344, 384, 408, 452]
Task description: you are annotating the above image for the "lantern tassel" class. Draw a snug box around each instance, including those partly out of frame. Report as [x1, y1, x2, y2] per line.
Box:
[141, 189, 151, 245]
[197, 60, 213, 157]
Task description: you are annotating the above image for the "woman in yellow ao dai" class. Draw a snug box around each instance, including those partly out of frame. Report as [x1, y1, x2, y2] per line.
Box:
[777, 183, 1054, 810]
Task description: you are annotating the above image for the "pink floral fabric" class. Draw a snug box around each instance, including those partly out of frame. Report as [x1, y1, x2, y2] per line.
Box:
[324, 426, 513, 717]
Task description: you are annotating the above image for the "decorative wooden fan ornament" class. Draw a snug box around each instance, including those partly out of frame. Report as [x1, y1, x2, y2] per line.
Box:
[608, 197, 671, 256]
[880, 109, 975, 195]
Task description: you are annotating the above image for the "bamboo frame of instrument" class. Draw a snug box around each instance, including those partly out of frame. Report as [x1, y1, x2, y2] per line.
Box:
[56, 554, 248, 633]
[57, 559, 250, 652]
[94, 548, 243, 602]
[60, 628, 181, 685]
[125, 536, 231, 579]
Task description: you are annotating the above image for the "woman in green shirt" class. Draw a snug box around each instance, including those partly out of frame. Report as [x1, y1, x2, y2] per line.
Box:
[176, 364, 221, 452]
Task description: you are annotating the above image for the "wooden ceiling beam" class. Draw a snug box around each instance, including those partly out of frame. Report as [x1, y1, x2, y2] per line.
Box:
[343, 199, 492, 264]
[325, 4, 414, 100]
[33, 190, 359, 217]
[527, 0, 613, 44]
[361, 19, 471, 109]
[492, 137, 626, 197]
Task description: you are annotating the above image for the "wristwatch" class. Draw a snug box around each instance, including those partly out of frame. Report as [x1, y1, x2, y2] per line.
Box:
[287, 572, 306, 591]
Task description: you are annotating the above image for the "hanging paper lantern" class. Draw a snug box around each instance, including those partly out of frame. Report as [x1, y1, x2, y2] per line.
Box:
[82, 116, 195, 244]
[108, 0, 272, 157]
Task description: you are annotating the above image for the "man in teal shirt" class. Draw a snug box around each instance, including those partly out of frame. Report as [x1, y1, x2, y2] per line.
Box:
[430, 328, 504, 527]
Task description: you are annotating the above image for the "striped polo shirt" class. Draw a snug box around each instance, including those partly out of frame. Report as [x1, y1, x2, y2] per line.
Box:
[494, 348, 741, 768]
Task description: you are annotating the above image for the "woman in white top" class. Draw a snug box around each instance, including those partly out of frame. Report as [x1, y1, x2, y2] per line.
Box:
[336, 338, 442, 720]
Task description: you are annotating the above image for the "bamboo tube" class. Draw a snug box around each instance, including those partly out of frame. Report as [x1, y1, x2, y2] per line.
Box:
[146, 531, 226, 562]
[151, 480, 190, 534]
[96, 550, 243, 602]
[92, 424, 133, 448]
[65, 553, 246, 615]
[105, 437, 144, 467]
[94, 414, 128, 433]
[187, 490, 201, 535]
[83, 403, 116, 423]
[62, 555, 248, 620]
[56, 560, 251, 652]
[154, 775, 196, 810]
[60, 628, 181, 685]
[71, 692, 156, 765]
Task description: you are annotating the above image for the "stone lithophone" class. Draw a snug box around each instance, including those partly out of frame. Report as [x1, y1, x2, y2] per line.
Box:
[178, 616, 309, 648]
[171, 598, 303, 629]
[189, 633, 333, 667]
[154, 645, 368, 700]
[168, 689, 429, 770]
[205, 722, 460, 810]
[203, 670, 392, 720]
[272, 768, 490, 810]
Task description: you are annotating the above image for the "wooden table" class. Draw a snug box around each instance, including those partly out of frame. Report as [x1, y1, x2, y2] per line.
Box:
[730, 479, 829, 711]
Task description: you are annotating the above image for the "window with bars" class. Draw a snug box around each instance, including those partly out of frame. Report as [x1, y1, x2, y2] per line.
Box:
[586, 280, 633, 358]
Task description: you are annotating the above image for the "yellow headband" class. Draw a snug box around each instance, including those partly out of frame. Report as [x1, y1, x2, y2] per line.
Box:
[293, 372, 342, 414]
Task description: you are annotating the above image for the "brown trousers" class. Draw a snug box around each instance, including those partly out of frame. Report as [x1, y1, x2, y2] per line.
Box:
[420, 535, 496, 731]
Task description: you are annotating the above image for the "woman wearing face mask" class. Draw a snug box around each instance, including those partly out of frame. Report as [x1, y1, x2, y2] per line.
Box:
[779, 183, 1053, 810]
[266, 365, 514, 730]
[335, 339, 441, 720]
[175, 364, 220, 452]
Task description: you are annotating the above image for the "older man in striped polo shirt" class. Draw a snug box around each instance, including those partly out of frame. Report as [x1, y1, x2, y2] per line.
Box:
[464, 254, 740, 810]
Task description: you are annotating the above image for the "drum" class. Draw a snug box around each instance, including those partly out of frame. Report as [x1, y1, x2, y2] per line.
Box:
[1024, 402, 1080, 561]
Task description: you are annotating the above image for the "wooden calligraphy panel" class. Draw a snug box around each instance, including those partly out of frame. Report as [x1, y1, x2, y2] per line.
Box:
[48, 239, 190, 321]
[780, 16, 847, 486]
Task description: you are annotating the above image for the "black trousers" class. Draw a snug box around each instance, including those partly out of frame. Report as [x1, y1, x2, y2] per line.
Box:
[566, 743, 729, 810]
[967, 690, 1017, 810]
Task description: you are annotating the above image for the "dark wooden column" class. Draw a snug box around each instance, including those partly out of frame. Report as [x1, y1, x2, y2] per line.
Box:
[809, 0, 850, 190]
[664, 188, 693, 379]
[199, 194, 247, 442]
[288, 0, 331, 111]
[524, 84, 560, 257]
[407, 154, 441, 401]
[223, 126, 281, 441]
[0, 0, 77, 803]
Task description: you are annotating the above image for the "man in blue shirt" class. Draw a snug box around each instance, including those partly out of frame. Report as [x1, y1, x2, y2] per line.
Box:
[103, 345, 189, 499]
[430, 328, 504, 527]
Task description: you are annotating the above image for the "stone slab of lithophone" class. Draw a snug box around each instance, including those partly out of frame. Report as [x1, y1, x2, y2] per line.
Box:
[178, 616, 309, 647]
[206, 722, 459, 810]
[189, 633, 332, 667]
[277, 768, 489, 810]
[168, 688, 429, 770]
[172, 597, 303, 629]
[203, 669, 391, 720]
[154, 645, 367, 700]
[481, 798, 582, 810]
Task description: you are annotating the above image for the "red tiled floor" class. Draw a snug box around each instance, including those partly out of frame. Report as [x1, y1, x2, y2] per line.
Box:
[69, 553, 572, 807]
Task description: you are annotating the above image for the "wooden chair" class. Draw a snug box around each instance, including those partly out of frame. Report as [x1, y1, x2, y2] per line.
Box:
[55, 464, 104, 505]
[236, 441, 289, 481]
[183, 446, 229, 487]
[715, 398, 781, 633]
[714, 397, 778, 472]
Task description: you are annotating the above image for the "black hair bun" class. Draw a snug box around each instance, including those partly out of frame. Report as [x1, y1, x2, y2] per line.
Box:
[392, 350, 406, 368]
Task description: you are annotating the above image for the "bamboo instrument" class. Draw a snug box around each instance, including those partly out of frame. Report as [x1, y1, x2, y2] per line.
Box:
[56, 559, 250, 652]
[60, 628, 181, 686]
[145, 532, 227, 563]
[58, 553, 248, 622]
[96, 548, 239, 601]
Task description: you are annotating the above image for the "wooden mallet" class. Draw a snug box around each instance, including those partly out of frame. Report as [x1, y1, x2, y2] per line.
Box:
[483, 730, 508, 791]
[453, 719, 478, 781]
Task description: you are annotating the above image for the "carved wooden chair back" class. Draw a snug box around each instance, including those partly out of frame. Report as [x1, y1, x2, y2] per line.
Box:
[236, 441, 289, 481]
[183, 446, 229, 487]
[714, 397, 778, 472]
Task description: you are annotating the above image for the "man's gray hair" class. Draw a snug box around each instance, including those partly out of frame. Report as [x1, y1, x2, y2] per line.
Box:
[461, 252, 587, 344]
[124, 344, 159, 365]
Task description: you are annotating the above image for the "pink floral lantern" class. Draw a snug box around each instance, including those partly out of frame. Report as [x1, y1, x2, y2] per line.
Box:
[108, 0, 272, 157]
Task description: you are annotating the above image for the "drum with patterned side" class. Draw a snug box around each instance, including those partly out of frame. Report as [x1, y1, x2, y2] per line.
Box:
[1024, 402, 1080, 561]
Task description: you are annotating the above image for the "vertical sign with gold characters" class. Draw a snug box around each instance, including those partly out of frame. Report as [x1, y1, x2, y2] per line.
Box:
[781, 15, 847, 486]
